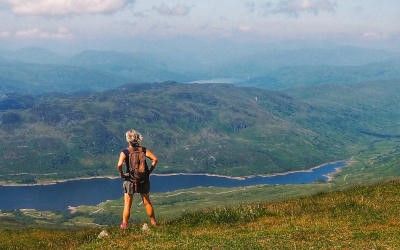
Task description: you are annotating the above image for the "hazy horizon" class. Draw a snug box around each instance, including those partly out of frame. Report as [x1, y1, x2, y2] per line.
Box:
[0, 0, 399, 54]
[1, 1, 400, 94]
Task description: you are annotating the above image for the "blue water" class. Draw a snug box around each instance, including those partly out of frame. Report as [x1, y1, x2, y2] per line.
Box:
[0, 161, 346, 211]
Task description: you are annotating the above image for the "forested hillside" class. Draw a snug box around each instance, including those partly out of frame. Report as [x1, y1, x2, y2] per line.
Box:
[2, 80, 400, 183]
[287, 80, 400, 136]
[0, 82, 355, 183]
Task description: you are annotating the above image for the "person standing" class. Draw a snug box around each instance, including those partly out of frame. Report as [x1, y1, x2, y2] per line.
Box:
[116, 129, 158, 229]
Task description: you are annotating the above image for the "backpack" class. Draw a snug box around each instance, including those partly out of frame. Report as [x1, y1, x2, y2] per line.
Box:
[127, 146, 148, 184]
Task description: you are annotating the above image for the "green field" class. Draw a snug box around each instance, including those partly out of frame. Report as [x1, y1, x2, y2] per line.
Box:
[1, 178, 399, 249]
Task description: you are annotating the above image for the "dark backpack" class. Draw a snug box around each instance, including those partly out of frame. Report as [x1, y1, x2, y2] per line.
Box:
[128, 146, 148, 183]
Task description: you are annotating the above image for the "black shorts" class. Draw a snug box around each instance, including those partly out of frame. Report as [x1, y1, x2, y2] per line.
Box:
[123, 180, 150, 195]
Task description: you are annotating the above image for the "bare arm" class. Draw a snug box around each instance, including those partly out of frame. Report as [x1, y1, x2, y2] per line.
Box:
[116, 152, 126, 174]
[146, 149, 158, 172]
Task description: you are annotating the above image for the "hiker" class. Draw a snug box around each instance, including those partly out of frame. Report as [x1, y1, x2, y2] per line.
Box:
[116, 129, 158, 229]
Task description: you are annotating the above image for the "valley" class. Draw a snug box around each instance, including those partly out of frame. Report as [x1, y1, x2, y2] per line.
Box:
[1, 79, 400, 184]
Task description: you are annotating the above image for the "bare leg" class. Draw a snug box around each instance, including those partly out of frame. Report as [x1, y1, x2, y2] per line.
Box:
[141, 193, 157, 226]
[122, 193, 133, 225]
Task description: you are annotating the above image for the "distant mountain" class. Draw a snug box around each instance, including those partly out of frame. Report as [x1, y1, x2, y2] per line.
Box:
[286, 80, 400, 137]
[0, 46, 399, 94]
[0, 47, 66, 65]
[1, 80, 400, 182]
[0, 49, 193, 94]
[266, 46, 398, 66]
[0, 60, 129, 94]
[209, 46, 400, 80]
[69, 50, 190, 82]
[242, 59, 400, 90]
[0, 83, 355, 182]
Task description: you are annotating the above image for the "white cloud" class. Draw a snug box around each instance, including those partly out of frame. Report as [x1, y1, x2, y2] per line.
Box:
[15, 27, 73, 39]
[152, 3, 191, 16]
[263, 0, 337, 17]
[2, 0, 134, 16]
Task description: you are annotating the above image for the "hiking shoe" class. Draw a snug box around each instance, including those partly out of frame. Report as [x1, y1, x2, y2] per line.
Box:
[120, 222, 128, 230]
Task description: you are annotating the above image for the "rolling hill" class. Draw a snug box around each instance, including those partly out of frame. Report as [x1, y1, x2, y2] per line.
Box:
[1, 46, 399, 95]
[0, 82, 354, 183]
[286, 80, 400, 136]
[1, 79, 400, 183]
[242, 60, 400, 90]
[0, 60, 129, 94]
[69, 50, 190, 82]
[0, 47, 66, 65]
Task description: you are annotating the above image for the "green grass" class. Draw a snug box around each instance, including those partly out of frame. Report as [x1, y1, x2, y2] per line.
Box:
[0, 184, 333, 228]
[333, 141, 400, 187]
[1, 179, 399, 249]
[71, 183, 333, 226]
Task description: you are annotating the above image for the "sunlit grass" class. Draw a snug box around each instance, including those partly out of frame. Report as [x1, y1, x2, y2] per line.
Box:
[1, 179, 399, 249]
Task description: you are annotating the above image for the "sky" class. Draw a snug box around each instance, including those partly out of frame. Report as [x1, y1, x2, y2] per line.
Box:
[0, 0, 399, 52]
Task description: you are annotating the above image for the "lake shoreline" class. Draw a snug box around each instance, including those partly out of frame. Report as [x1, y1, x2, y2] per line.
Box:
[0, 160, 349, 187]
[324, 159, 356, 182]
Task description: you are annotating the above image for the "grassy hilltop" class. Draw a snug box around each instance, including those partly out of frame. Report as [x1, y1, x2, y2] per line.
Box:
[1, 179, 399, 249]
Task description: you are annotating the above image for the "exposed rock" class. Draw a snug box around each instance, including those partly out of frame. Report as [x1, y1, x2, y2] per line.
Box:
[142, 223, 149, 232]
[97, 230, 109, 239]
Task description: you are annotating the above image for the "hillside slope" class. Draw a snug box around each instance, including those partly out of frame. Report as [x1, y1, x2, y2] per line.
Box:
[287, 80, 400, 136]
[69, 50, 189, 82]
[243, 60, 400, 90]
[0, 61, 130, 94]
[0, 82, 354, 182]
[1, 180, 399, 249]
[2, 80, 400, 183]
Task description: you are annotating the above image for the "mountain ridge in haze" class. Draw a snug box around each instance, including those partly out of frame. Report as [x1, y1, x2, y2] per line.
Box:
[1, 45, 399, 94]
